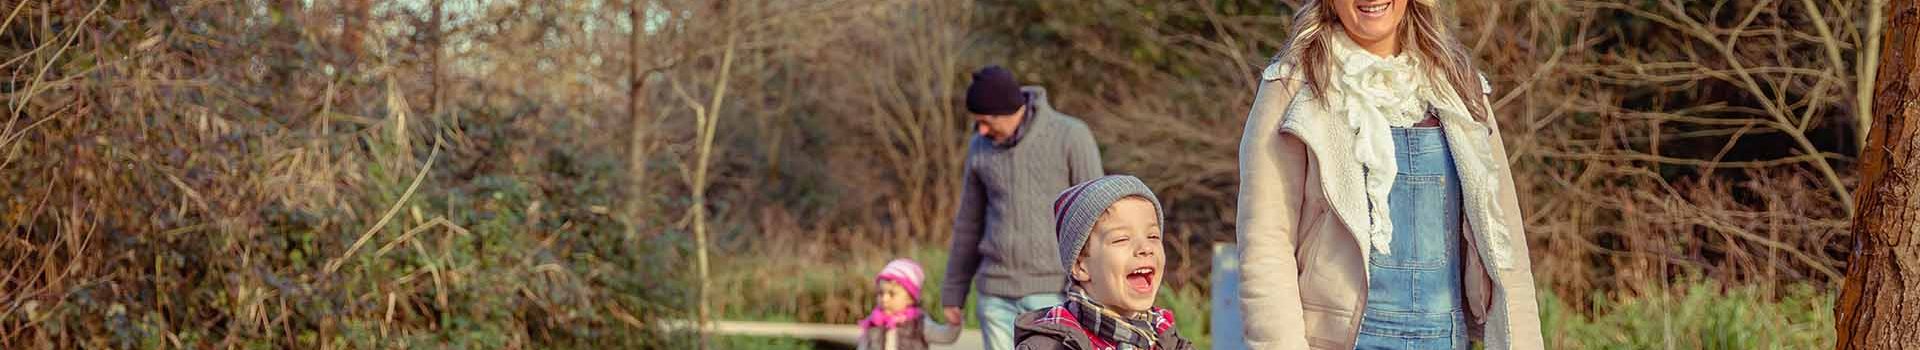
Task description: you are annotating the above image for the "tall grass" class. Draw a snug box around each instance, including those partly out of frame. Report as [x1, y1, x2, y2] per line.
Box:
[1542, 282, 1834, 349]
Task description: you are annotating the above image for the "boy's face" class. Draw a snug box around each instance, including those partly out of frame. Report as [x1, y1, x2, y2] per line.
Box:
[1071, 197, 1164, 315]
[876, 279, 914, 314]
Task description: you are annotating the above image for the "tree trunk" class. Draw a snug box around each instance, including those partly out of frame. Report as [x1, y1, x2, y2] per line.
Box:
[429, 0, 444, 116]
[627, 0, 652, 239]
[1836, 1, 1920, 349]
[687, 9, 738, 349]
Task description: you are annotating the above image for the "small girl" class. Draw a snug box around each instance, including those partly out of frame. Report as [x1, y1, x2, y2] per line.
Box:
[858, 258, 960, 350]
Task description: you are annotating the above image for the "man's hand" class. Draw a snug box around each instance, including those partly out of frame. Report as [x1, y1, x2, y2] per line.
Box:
[943, 306, 965, 325]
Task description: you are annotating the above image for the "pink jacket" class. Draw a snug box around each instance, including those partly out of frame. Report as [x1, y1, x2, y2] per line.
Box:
[1235, 62, 1544, 349]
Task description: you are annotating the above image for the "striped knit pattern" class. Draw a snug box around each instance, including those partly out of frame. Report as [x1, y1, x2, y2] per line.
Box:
[1050, 175, 1163, 284]
[876, 258, 926, 301]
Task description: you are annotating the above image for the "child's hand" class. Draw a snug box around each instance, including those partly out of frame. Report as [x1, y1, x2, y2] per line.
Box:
[943, 306, 964, 325]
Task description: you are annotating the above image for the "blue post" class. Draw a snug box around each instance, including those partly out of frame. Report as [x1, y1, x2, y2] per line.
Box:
[1211, 243, 1247, 350]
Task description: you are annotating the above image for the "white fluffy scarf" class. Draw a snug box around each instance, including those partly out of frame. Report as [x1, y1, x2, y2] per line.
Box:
[1325, 32, 1512, 265]
[1327, 32, 1432, 257]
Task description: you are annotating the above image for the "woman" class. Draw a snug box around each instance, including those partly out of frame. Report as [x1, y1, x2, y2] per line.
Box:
[1234, 0, 1543, 349]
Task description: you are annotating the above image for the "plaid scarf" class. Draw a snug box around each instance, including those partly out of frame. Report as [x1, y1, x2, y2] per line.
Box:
[1064, 290, 1165, 350]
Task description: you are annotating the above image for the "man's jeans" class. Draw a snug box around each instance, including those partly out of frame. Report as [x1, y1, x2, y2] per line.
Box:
[978, 292, 1064, 350]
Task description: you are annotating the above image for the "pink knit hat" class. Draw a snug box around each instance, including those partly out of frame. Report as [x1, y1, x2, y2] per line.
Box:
[875, 258, 926, 302]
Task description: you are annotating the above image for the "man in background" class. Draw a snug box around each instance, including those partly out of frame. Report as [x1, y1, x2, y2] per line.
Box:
[941, 65, 1105, 350]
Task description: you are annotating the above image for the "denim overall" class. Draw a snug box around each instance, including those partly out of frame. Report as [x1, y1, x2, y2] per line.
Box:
[1353, 126, 1469, 349]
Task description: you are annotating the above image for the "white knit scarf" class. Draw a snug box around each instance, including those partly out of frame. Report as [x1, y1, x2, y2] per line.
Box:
[1326, 31, 1435, 256]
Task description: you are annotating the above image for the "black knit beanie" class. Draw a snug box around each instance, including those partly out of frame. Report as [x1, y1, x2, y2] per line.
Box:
[966, 65, 1023, 115]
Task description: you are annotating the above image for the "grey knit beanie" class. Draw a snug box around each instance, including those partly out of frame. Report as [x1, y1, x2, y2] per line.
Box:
[1051, 175, 1164, 286]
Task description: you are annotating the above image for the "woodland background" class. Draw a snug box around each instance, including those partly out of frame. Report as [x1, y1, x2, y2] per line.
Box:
[0, 0, 1884, 348]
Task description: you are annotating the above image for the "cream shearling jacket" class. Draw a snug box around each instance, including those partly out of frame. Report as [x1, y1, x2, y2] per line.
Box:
[1234, 61, 1545, 350]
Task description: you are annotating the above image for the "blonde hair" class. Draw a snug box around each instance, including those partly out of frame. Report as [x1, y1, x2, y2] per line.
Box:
[1274, 0, 1490, 122]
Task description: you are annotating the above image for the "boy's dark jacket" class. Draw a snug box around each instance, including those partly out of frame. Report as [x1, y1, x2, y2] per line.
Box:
[1012, 306, 1196, 350]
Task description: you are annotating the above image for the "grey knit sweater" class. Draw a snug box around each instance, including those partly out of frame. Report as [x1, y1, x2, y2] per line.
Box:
[942, 87, 1104, 307]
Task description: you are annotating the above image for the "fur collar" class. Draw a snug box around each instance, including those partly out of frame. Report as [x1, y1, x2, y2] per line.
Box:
[1260, 61, 1515, 270]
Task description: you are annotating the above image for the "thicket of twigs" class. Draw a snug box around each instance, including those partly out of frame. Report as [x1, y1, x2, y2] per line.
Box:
[0, 0, 1882, 347]
[2, 0, 690, 347]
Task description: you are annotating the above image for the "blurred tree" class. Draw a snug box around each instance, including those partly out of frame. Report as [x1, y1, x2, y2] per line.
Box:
[627, 0, 657, 239]
[667, 2, 741, 347]
[1835, 1, 1920, 348]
